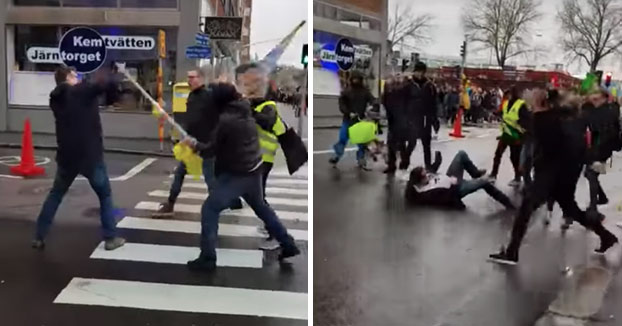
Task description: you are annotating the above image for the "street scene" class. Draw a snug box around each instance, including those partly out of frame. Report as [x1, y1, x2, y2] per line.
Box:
[313, 0, 622, 325]
[0, 0, 308, 325]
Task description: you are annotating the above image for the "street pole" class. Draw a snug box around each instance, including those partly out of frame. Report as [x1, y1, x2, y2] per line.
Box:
[298, 65, 307, 136]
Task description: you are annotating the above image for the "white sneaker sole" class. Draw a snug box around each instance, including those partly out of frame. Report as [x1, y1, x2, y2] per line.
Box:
[487, 257, 518, 266]
[259, 243, 280, 251]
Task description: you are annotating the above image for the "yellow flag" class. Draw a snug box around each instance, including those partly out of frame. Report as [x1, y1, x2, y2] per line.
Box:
[173, 143, 203, 180]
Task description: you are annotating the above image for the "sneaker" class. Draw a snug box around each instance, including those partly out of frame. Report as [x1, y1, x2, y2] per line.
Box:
[152, 202, 174, 218]
[595, 235, 618, 255]
[259, 238, 280, 251]
[104, 237, 126, 251]
[328, 156, 338, 166]
[474, 169, 487, 178]
[279, 245, 301, 261]
[488, 247, 518, 265]
[187, 257, 217, 272]
[508, 179, 521, 188]
[31, 239, 45, 250]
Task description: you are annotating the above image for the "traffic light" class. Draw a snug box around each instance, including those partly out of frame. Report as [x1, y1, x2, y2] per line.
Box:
[401, 58, 410, 72]
[605, 72, 612, 87]
[301, 44, 308, 68]
[460, 41, 467, 59]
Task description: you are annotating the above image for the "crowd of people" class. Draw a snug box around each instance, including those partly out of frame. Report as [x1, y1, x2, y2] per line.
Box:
[330, 61, 621, 266]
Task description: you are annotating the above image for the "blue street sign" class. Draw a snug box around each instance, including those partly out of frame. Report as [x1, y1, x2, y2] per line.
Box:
[186, 45, 211, 59]
[58, 27, 107, 73]
[195, 33, 210, 47]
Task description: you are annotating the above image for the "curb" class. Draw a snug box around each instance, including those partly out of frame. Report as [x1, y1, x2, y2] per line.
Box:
[0, 143, 174, 157]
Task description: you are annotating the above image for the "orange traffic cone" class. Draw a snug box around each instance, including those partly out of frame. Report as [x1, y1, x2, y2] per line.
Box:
[449, 107, 465, 138]
[10, 119, 45, 177]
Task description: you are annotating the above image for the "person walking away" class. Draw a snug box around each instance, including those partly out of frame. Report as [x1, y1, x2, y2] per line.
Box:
[489, 89, 618, 265]
[404, 62, 437, 170]
[445, 87, 460, 126]
[329, 71, 375, 168]
[383, 75, 409, 174]
[185, 74, 300, 273]
[32, 66, 125, 251]
[153, 69, 243, 218]
[406, 150, 514, 210]
[489, 87, 528, 187]
[582, 88, 622, 221]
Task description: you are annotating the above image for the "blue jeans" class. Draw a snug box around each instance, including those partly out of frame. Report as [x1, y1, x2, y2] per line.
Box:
[333, 121, 366, 161]
[169, 158, 216, 202]
[199, 170, 296, 262]
[35, 161, 116, 240]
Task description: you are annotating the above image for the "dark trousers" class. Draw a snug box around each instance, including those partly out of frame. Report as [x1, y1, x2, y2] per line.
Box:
[35, 161, 116, 240]
[448, 151, 513, 207]
[506, 164, 615, 255]
[387, 130, 410, 169]
[406, 132, 432, 168]
[199, 169, 295, 262]
[261, 161, 273, 204]
[491, 138, 522, 180]
[585, 166, 608, 213]
[520, 139, 534, 187]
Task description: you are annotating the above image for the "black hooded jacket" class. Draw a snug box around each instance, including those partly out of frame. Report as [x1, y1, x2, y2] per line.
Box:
[581, 102, 621, 163]
[405, 77, 437, 136]
[383, 83, 408, 134]
[195, 83, 263, 175]
[184, 84, 220, 159]
[49, 82, 106, 169]
[339, 85, 375, 124]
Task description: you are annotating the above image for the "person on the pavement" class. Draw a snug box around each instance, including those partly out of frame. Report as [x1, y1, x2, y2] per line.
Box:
[405, 150, 515, 210]
[404, 62, 437, 170]
[238, 62, 288, 251]
[581, 87, 622, 221]
[32, 66, 125, 251]
[490, 86, 529, 187]
[329, 71, 376, 169]
[152, 68, 243, 218]
[184, 67, 300, 273]
[489, 89, 619, 265]
[383, 75, 410, 174]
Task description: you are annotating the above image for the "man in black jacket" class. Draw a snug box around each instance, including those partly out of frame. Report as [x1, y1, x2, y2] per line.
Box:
[406, 151, 514, 210]
[383, 75, 409, 173]
[185, 78, 300, 273]
[404, 62, 437, 169]
[153, 69, 242, 217]
[489, 90, 618, 265]
[329, 71, 375, 168]
[32, 66, 125, 251]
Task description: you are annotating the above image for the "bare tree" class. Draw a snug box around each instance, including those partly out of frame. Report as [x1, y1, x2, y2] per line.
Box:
[463, 0, 542, 68]
[388, 3, 434, 51]
[558, 0, 622, 72]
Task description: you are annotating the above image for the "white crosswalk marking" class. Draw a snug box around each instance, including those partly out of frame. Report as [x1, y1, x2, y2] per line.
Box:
[148, 190, 308, 207]
[181, 181, 308, 196]
[135, 201, 308, 222]
[118, 216, 308, 240]
[54, 278, 308, 320]
[173, 174, 307, 186]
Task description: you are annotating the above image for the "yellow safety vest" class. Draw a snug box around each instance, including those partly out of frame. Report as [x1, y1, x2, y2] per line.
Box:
[254, 101, 286, 163]
[501, 99, 526, 137]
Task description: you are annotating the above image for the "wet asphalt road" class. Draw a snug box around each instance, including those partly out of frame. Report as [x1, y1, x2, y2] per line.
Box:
[313, 126, 622, 326]
[0, 149, 308, 325]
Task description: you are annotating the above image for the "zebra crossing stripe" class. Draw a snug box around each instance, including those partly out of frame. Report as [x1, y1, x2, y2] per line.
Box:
[181, 182, 308, 196]
[118, 216, 309, 240]
[172, 174, 307, 186]
[54, 277, 308, 320]
[147, 190, 308, 207]
[90, 242, 263, 268]
[135, 201, 308, 222]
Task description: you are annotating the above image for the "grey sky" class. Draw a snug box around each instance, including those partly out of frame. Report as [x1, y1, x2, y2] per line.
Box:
[250, 0, 308, 67]
[389, 0, 622, 76]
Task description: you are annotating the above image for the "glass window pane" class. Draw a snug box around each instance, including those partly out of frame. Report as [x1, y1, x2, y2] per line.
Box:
[120, 0, 177, 8]
[62, 0, 117, 7]
[13, 0, 60, 6]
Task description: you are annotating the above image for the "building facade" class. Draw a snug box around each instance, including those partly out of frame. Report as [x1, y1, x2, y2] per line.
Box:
[313, 0, 388, 127]
[0, 0, 243, 139]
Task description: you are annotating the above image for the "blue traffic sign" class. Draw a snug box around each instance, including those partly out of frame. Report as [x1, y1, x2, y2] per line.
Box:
[195, 33, 210, 47]
[58, 27, 107, 73]
[186, 45, 211, 59]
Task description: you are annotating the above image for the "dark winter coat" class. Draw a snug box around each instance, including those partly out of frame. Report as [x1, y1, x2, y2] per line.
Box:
[405, 77, 437, 137]
[339, 85, 375, 124]
[382, 85, 408, 134]
[581, 102, 621, 163]
[49, 82, 106, 170]
[405, 153, 466, 209]
[185, 84, 221, 159]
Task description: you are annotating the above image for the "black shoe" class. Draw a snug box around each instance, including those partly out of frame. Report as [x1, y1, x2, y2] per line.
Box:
[398, 161, 409, 170]
[187, 258, 217, 272]
[597, 197, 609, 206]
[474, 169, 487, 178]
[328, 157, 338, 165]
[595, 235, 618, 255]
[31, 239, 45, 250]
[279, 245, 301, 261]
[152, 202, 174, 218]
[488, 247, 518, 265]
[383, 166, 396, 174]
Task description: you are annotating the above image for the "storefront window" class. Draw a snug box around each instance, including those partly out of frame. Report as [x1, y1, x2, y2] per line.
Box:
[8, 25, 177, 112]
[62, 0, 117, 7]
[120, 0, 178, 8]
[13, 0, 60, 6]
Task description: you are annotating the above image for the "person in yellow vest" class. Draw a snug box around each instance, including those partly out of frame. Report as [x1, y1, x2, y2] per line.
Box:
[235, 62, 287, 250]
[490, 87, 529, 187]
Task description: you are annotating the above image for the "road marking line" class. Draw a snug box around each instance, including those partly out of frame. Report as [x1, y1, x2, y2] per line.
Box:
[147, 190, 307, 207]
[90, 242, 263, 268]
[76, 158, 158, 182]
[313, 148, 356, 155]
[118, 216, 308, 240]
[135, 201, 308, 222]
[173, 175, 307, 185]
[172, 172, 307, 180]
[0, 174, 23, 179]
[54, 277, 308, 320]
[181, 182, 308, 196]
